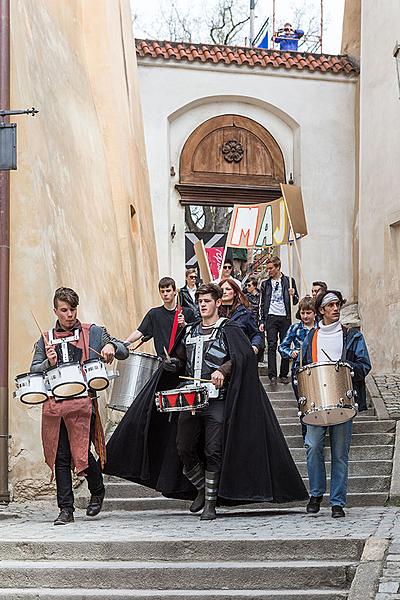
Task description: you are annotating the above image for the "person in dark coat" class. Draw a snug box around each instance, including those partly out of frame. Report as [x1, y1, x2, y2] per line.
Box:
[244, 276, 261, 324]
[259, 256, 299, 384]
[179, 268, 199, 318]
[104, 283, 308, 520]
[220, 278, 264, 357]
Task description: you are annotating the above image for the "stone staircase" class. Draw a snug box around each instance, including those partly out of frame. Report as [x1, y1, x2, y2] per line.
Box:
[0, 537, 364, 599]
[76, 379, 396, 511]
[0, 378, 395, 599]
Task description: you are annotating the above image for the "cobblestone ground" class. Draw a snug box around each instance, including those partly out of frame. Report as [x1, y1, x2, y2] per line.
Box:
[0, 501, 393, 541]
[2, 502, 400, 598]
[374, 374, 400, 417]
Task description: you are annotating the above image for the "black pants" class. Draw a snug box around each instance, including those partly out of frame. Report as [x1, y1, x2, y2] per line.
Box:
[55, 415, 104, 512]
[266, 314, 291, 379]
[176, 400, 224, 473]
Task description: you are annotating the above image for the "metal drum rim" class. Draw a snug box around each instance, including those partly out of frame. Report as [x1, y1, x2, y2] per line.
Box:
[46, 362, 82, 373]
[52, 381, 87, 398]
[15, 372, 44, 381]
[19, 392, 48, 405]
[128, 351, 161, 360]
[88, 377, 109, 392]
[297, 360, 352, 374]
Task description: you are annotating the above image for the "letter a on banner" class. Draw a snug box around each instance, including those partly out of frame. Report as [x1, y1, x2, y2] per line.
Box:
[255, 205, 273, 247]
[230, 206, 259, 247]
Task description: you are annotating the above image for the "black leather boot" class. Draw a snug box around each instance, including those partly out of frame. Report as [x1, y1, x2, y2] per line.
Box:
[54, 508, 74, 526]
[183, 463, 205, 513]
[306, 495, 323, 514]
[86, 487, 105, 517]
[200, 471, 220, 521]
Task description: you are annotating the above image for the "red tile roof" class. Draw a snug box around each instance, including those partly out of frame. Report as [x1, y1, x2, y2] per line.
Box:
[136, 39, 358, 76]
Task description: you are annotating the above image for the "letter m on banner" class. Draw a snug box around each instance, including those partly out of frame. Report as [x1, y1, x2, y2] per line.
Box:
[229, 206, 260, 247]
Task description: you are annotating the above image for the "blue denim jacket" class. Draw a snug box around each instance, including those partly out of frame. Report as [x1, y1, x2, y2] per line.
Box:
[279, 321, 316, 366]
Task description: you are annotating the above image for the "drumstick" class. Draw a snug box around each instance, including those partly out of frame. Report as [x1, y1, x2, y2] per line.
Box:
[31, 311, 47, 343]
[163, 346, 171, 360]
[179, 375, 212, 384]
[321, 348, 334, 362]
[132, 335, 152, 351]
[89, 346, 103, 358]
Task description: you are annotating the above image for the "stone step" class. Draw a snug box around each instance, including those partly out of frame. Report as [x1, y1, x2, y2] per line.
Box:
[76, 489, 388, 511]
[280, 420, 395, 436]
[296, 459, 392, 477]
[0, 538, 364, 562]
[0, 588, 350, 599]
[0, 559, 357, 590]
[75, 496, 189, 511]
[290, 444, 393, 462]
[302, 475, 390, 493]
[285, 432, 394, 448]
[104, 482, 161, 499]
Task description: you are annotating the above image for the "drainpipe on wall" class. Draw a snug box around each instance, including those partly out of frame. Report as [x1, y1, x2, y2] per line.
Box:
[0, 0, 10, 503]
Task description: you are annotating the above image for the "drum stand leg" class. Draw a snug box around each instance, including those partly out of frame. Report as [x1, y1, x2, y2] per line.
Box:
[183, 463, 205, 513]
[200, 471, 220, 521]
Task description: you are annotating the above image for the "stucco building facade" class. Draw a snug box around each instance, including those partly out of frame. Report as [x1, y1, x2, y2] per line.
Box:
[8, 0, 159, 497]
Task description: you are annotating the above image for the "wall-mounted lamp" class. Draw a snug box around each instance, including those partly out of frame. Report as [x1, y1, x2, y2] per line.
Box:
[393, 42, 400, 98]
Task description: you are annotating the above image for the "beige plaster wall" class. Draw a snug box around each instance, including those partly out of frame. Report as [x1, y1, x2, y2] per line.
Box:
[341, 0, 361, 59]
[9, 0, 159, 497]
[358, 0, 400, 372]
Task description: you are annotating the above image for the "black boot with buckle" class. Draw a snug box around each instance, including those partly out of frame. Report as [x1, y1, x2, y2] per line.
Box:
[183, 463, 205, 513]
[200, 471, 220, 521]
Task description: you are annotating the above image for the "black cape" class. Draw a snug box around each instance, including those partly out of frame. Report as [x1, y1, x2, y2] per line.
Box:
[104, 321, 308, 504]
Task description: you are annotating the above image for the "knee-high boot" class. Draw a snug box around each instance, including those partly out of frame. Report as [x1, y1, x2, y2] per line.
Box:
[200, 470, 220, 521]
[183, 463, 205, 513]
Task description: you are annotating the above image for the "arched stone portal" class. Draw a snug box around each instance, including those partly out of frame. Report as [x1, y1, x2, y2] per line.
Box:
[176, 114, 286, 206]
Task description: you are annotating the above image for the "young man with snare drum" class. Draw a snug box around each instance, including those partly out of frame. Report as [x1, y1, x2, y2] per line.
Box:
[301, 290, 371, 518]
[30, 287, 129, 525]
[105, 283, 308, 521]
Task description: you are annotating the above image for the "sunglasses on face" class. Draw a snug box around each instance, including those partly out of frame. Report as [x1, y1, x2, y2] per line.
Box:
[223, 265, 232, 270]
[188, 276, 196, 279]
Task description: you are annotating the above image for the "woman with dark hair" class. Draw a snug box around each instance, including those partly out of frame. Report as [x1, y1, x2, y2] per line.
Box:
[220, 278, 264, 356]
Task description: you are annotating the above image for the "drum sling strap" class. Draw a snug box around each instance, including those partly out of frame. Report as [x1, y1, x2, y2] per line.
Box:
[168, 306, 182, 353]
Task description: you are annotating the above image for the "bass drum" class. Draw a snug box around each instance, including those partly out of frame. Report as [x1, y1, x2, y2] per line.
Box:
[108, 351, 161, 412]
[297, 361, 357, 426]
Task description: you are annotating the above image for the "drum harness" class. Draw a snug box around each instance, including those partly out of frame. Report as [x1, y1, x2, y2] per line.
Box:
[47, 328, 80, 364]
[185, 318, 227, 400]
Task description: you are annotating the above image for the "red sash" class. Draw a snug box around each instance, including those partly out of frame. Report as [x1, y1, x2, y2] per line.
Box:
[168, 307, 182, 353]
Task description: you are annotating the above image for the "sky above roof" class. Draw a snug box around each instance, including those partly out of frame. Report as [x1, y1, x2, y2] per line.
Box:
[131, 0, 345, 55]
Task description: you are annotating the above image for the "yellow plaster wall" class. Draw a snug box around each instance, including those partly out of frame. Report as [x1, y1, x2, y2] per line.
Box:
[9, 0, 159, 496]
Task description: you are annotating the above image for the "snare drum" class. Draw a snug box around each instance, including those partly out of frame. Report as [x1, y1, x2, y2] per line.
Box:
[155, 385, 209, 413]
[109, 351, 161, 412]
[83, 359, 109, 391]
[15, 372, 48, 405]
[296, 361, 357, 426]
[46, 362, 87, 399]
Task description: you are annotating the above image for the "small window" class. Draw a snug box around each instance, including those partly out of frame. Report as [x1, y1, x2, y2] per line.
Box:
[130, 204, 138, 235]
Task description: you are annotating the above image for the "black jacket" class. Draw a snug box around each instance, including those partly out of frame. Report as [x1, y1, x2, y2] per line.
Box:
[104, 320, 308, 504]
[178, 285, 199, 318]
[260, 274, 299, 323]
